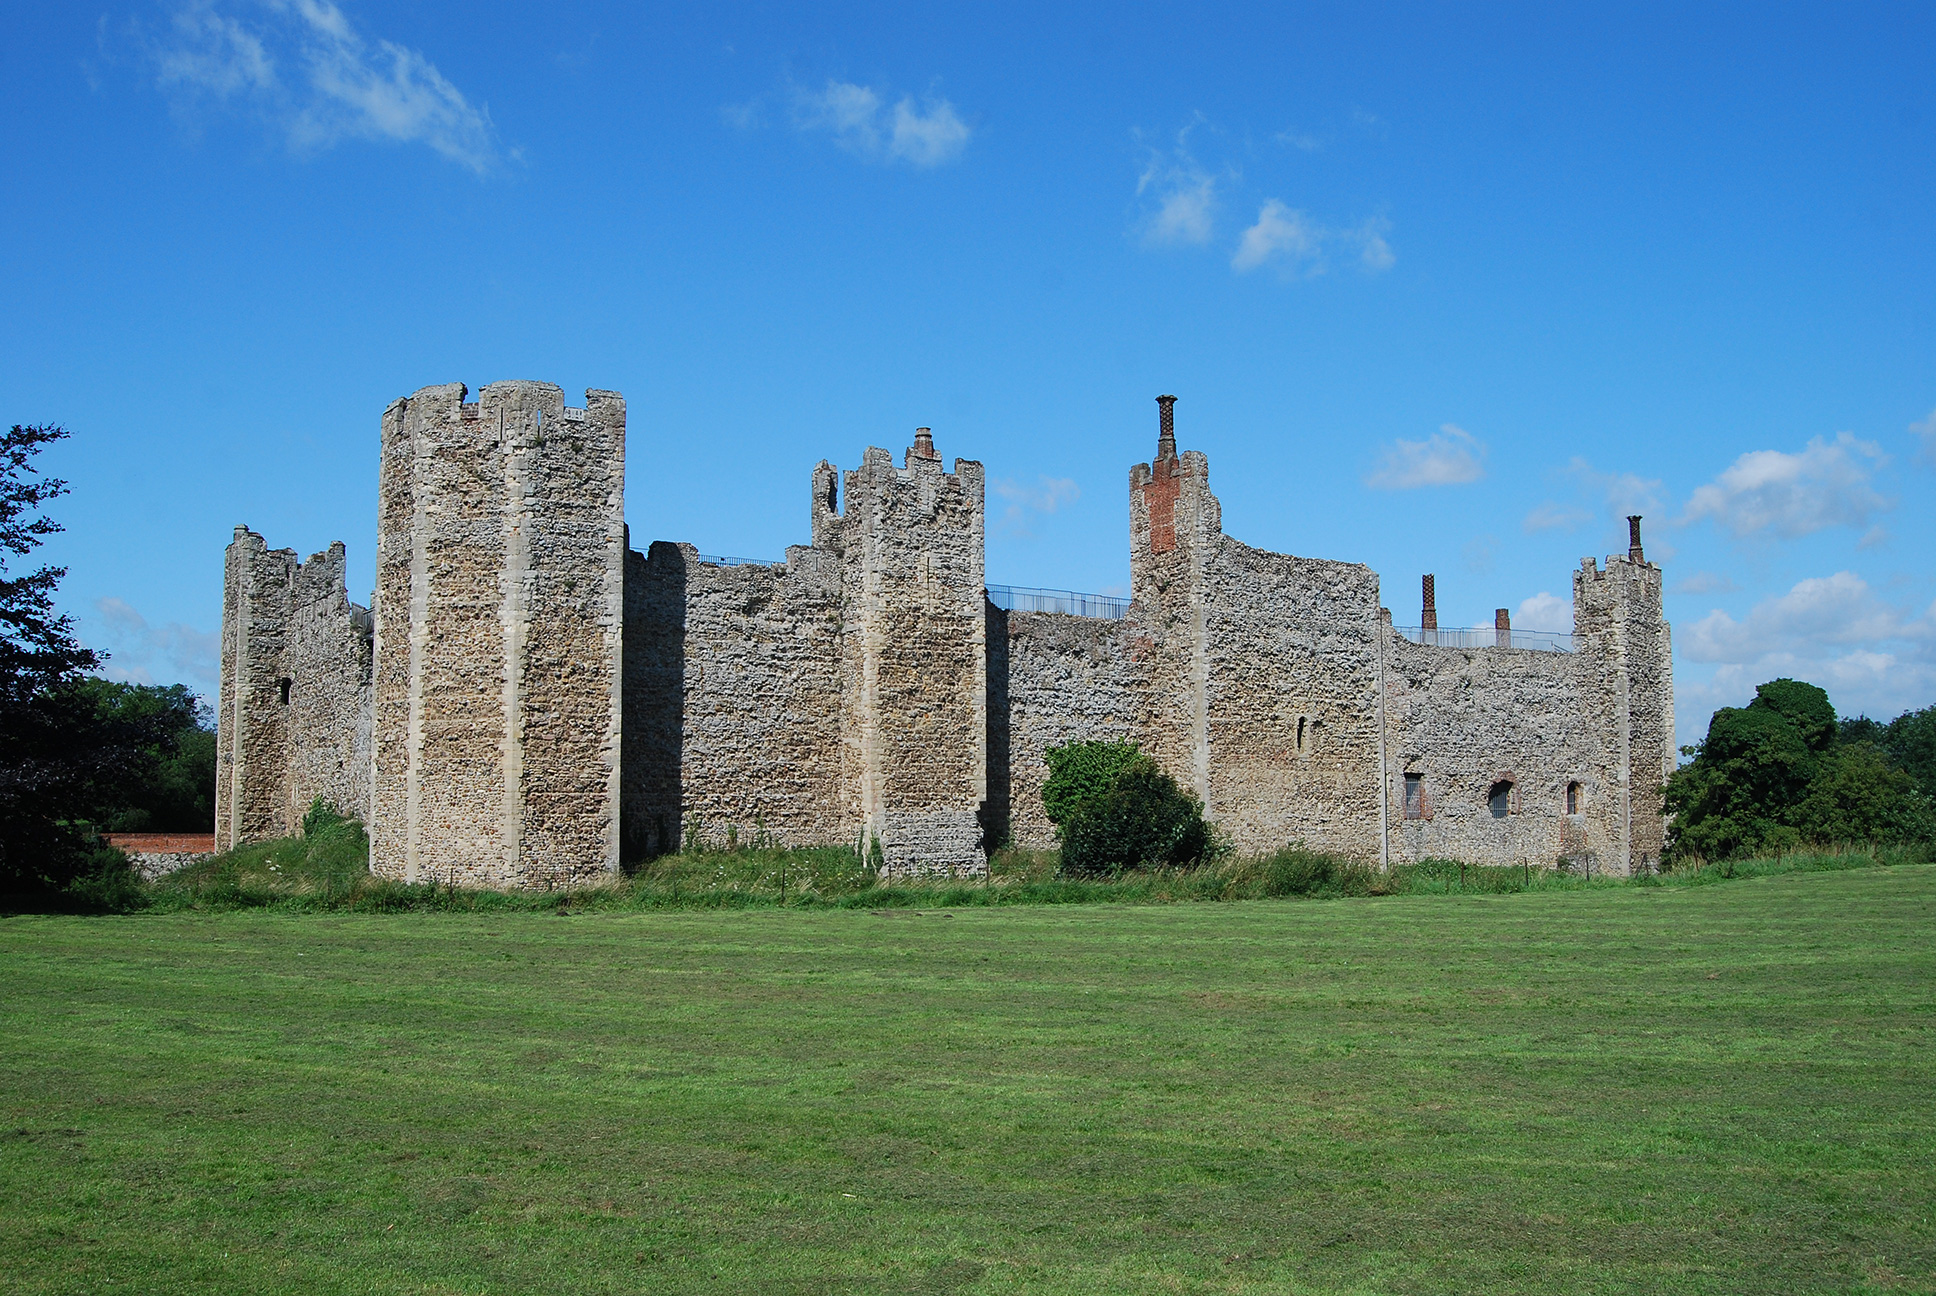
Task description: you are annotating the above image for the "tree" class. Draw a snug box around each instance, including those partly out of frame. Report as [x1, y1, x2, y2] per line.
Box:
[70, 679, 215, 832]
[1665, 677, 1936, 863]
[0, 423, 159, 910]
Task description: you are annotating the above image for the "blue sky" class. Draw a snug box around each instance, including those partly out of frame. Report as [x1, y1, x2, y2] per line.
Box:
[5, 1, 1933, 744]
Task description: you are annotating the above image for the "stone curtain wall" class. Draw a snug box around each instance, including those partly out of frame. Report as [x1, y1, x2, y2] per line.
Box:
[371, 381, 624, 888]
[1200, 541, 1384, 858]
[215, 530, 372, 850]
[623, 542, 846, 855]
[1382, 635, 1604, 869]
[994, 610, 1142, 850]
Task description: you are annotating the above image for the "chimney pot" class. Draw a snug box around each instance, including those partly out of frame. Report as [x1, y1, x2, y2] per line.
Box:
[912, 427, 937, 460]
[1421, 574, 1437, 632]
[1156, 395, 1177, 460]
[1627, 515, 1645, 563]
[1495, 607, 1511, 648]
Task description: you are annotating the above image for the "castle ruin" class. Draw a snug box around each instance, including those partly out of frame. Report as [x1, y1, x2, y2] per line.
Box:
[217, 381, 1673, 882]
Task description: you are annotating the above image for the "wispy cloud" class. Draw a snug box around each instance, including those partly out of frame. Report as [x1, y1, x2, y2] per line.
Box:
[1672, 571, 1737, 596]
[1231, 203, 1392, 276]
[93, 596, 220, 690]
[1522, 500, 1594, 533]
[1274, 126, 1322, 151]
[1135, 119, 1218, 245]
[786, 79, 971, 166]
[992, 475, 1080, 537]
[1365, 424, 1485, 489]
[1912, 407, 1936, 466]
[141, 0, 503, 171]
[1682, 433, 1891, 539]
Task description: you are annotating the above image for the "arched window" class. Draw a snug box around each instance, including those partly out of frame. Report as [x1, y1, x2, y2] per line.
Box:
[1566, 781, 1583, 815]
[1488, 779, 1514, 819]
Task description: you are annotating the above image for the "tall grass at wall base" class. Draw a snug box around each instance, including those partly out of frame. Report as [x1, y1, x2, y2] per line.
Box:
[141, 827, 1936, 915]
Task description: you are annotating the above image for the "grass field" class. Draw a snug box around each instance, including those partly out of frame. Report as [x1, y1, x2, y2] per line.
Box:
[3, 864, 1933, 1294]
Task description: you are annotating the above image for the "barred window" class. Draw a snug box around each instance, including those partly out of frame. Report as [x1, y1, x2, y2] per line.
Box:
[1403, 773, 1425, 820]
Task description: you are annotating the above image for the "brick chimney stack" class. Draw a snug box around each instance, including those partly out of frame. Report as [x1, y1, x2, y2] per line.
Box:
[1156, 395, 1177, 460]
[1421, 574, 1437, 632]
[1495, 607, 1511, 648]
[1627, 515, 1645, 563]
[912, 427, 937, 460]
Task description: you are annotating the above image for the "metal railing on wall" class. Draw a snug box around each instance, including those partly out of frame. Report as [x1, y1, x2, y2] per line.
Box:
[986, 585, 1131, 620]
[1393, 625, 1576, 653]
[693, 553, 780, 568]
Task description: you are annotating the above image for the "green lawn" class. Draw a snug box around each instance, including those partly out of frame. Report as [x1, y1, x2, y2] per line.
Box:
[3, 866, 1932, 1294]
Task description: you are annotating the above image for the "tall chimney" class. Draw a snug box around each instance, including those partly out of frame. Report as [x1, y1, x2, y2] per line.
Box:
[1156, 395, 1177, 460]
[912, 427, 937, 460]
[1627, 515, 1644, 563]
[1421, 574, 1437, 633]
[1495, 607, 1511, 648]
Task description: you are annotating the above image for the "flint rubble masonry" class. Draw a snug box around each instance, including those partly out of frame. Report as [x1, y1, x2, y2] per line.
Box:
[220, 383, 1672, 884]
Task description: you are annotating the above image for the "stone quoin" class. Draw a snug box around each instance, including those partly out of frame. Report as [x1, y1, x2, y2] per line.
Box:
[218, 385, 1674, 883]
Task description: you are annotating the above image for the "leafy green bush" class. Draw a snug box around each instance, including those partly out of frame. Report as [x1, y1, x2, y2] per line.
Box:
[1041, 740, 1142, 828]
[1057, 753, 1218, 877]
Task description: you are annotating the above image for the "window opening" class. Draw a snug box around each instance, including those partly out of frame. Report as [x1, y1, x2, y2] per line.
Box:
[1566, 781, 1582, 815]
[1296, 717, 1306, 752]
[278, 677, 292, 706]
[1488, 780, 1514, 819]
[1403, 773, 1425, 820]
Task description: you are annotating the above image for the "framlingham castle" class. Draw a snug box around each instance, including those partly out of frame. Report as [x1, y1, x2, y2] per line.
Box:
[215, 382, 1673, 884]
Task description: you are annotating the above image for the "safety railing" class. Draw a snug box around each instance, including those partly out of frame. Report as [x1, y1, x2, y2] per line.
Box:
[1393, 626, 1576, 653]
[986, 585, 1131, 620]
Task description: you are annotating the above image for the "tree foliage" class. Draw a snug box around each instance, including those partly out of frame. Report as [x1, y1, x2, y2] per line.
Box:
[1665, 678, 1936, 862]
[1045, 743, 1219, 877]
[1041, 740, 1142, 827]
[0, 423, 171, 911]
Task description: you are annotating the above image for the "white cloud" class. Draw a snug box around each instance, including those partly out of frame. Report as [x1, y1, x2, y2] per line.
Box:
[1231, 199, 1318, 272]
[1681, 572, 1925, 665]
[1515, 592, 1573, 633]
[992, 475, 1080, 537]
[1274, 127, 1322, 151]
[1365, 424, 1486, 489]
[1674, 573, 1936, 736]
[1136, 121, 1218, 245]
[790, 80, 970, 166]
[1681, 432, 1891, 539]
[93, 596, 221, 690]
[1912, 407, 1936, 466]
[1510, 592, 1572, 631]
[1231, 202, 1394, 276]
[144, 0, 502, 171]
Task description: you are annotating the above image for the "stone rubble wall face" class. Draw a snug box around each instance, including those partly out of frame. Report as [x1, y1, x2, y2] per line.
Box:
[1201, 541, 1384, 858]
[215, 530, 372, 850]
[1382, 635, 1608, 868]
[993, 610, 1142, 851]
[623, 542, 846, 854]
[371, 381, 623, 888]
